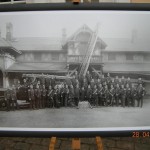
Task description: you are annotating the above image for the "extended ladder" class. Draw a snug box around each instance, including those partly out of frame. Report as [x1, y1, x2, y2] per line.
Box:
[79, 25, 99, 77]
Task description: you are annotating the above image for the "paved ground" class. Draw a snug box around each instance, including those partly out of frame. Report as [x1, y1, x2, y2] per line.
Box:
[0, 137, 150, 150]
[0, 98, 149, 128]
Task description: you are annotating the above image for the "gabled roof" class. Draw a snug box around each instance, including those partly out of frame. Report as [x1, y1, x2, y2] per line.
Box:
[0, 37, 22, 55]
[67, 24, 93, 41]
[103, 38, 150, 52]
[6, 62, 67, 73]
[103, 63, 150, 73]
[65, 24, 107, 49]
[10, 37, 63, 51]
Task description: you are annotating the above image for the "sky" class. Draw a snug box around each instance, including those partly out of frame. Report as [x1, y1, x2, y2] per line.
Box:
[0, 10, 150, 39]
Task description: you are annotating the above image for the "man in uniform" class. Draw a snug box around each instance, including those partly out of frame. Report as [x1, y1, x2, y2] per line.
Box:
[86, 70, 92, 85]
[111, 78, 116, 88]
[86, 85, 92, 104]
[109, 84, 115, 106]
[121, 76, 126, 86]
[137, 78, 143, 87]
[120, 84, 126, 107]
[34, 84, 41, 109]
[64, 85, 69, 107]
[71, 75, 76, 88]
[103, 85, 109, 106]
[60, 84, 65, 107]
[47, 85, 54, 108]
[80, 86, 86, 102]
[11, 85, 18, 111]
[126, 77, 132, 88]
[90, 78, 95, 90]
[45, 77, 50, 89]
[83, 78, 88, 91]
[50, 76, 56, 89]
[74, 84, 80, 107]
[75, 79, 80, 88]
[41, 84, 47, 108]
[28, 84, 35, 109]
[96, 78, 101, 87]
[68, 85, 75, 106]
[118, 78, 122, 88]
[101, 74, 106, 86]
[106, 73, 111, 89]
[131, 84, 137, 107]
[115, 84, 120, 106]
[53, 85, 58, 108]
[137, 83, 146, 108]
[97, 83, 103, 106]
[92, 85, 98, 106]
[114, 76, 119, 85]
[65, 75, 72, 88]
[22, 78, 29, 102]
[74, 70, 79, 80]
[126, 84, 131, 107]
[4, 88, 11, 111]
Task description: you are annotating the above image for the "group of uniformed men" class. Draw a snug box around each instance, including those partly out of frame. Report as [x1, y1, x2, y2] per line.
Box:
[4, 71, 146, 111]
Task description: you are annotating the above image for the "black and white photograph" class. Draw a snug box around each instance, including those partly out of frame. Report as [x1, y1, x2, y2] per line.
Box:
[0, 10, 150, 130]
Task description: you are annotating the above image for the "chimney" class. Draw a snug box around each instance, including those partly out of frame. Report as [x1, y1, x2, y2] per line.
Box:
[62, 28, 67, 45]
[131, 29, 137, 43]
[6, 22, 13, 41]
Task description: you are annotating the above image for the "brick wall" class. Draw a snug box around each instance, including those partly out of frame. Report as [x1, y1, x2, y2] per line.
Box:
[0, 137, 150, 150]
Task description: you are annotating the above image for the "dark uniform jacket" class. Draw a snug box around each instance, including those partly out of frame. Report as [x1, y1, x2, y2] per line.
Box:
[109, 88, 115, 97]
[86, 88, 92, 98]
[90, 81, 95, 89]
[126, 87, 131, 98]
[86, 73, 92, 83]
[5, 89, 11, 100]
[92, 88, 98, 98]
[106, 76, 111, 84]
[42, 88, 47, 97]
[97, 87, 103, 97]
[80, 89, 86, 100]
[28, 89, 35, 100]
[71, 78, 76, 87]
[47, 89, 54, 98]
[115, 87, 120, 97]
[114, 79, 119, 85]
[34, 88, 42, 98]
[131, 87, 137, 97]
[137, 87, 145, 98]
[74, 87, 80, 98]
[120, 88, 126, 97]
[69, 88, 75, 99]
[11, 89, 17, 101]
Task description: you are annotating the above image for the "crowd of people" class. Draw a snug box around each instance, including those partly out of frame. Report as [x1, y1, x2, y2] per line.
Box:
[4, 71, 146, 111]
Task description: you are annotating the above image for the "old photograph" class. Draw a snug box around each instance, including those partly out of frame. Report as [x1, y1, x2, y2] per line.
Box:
[0, 10, 150, 129]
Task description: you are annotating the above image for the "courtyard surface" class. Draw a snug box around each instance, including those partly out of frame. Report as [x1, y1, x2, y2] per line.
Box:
[0, 98, 149, 128]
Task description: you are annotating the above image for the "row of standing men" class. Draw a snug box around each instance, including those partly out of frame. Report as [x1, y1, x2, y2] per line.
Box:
[4, 72, 146, 110]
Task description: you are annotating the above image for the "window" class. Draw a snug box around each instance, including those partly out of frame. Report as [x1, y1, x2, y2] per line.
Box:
[51, 53, 59, 61]
[144, 55, 150, 61]
[126, 54, 133, 61]
[34, 53, 41, 61]
[24, 53, 34, 62]
[108, 53, 116, 61]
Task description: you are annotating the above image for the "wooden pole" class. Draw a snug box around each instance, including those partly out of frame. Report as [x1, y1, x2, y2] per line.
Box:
[96, 137, 103, 150]
[49, 137, 57, 150]
[72, 138, 80, 150]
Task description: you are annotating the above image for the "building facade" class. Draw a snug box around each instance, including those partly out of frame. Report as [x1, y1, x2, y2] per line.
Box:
[0, 23, 150, 93]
